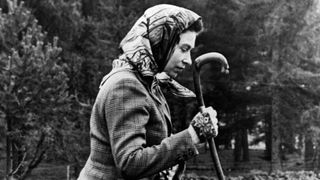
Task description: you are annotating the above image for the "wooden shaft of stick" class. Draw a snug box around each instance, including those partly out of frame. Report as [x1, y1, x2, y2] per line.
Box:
[192, 52, 228, 180]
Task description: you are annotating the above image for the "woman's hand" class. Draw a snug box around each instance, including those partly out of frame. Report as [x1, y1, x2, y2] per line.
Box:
[188, 107, 218, 144]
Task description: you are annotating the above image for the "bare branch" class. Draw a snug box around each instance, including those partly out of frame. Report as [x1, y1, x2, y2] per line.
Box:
[10, 151, 27, 176]
[19, 133, 47, 180]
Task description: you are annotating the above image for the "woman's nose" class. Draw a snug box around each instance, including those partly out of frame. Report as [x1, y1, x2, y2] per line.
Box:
[183, 54, 192, 66]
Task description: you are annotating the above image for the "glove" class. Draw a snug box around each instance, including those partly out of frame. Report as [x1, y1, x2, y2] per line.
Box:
[189, 107, 218, 143]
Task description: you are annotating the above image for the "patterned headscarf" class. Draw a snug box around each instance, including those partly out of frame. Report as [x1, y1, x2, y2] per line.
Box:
[112, 4, 203, 98]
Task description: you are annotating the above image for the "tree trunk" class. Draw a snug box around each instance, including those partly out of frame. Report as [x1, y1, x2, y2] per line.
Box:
[271, 93, 281, 171]
[317, 145, 320, 170]
[234, 130, 242, 162]
[265, 111, 272, 160]
[233, 127, 250, 162]
[270, 46, 281, 171]
[304, 137, 314, 169]
[241, 128, 249, 161]
[6, 114, 13, 179]
[315, 145, 320, 171]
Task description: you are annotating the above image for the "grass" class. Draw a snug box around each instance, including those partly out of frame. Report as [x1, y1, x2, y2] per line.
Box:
[0, 148, 315, 180]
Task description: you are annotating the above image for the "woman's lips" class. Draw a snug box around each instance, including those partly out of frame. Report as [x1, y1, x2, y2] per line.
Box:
[176, 66, 185, 71]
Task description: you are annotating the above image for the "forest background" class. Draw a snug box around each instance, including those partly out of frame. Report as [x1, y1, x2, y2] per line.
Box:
[1, 0, 320, 179]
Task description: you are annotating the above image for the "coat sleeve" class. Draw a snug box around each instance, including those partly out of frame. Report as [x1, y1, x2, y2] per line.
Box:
[104, 76, 199, 179]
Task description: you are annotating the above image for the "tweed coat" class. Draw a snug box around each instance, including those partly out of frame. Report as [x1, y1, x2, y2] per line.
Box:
[78, 68, 199, 180]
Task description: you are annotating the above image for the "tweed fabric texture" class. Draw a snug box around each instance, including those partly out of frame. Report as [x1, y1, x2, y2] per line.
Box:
[78, 69, 199, 180]
[78, 4, 203, 179]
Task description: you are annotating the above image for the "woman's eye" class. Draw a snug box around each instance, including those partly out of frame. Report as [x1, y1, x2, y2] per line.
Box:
[181, 47, 188, 52]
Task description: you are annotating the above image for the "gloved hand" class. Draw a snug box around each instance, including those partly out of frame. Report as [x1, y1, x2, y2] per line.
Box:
[188, 107, 218, 143]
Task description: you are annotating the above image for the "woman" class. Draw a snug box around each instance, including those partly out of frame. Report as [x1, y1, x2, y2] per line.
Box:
[78, 4, 218, 180]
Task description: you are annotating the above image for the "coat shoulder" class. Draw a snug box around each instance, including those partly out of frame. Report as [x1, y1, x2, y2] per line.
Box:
[98, 69, 150, 100]
[101, 69, 140, 87]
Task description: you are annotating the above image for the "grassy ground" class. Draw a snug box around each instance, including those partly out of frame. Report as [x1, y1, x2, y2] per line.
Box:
[0, 148, 316, 180]
[0, 161, 68, 180]
[26, 163, 68, 180]
[186, 148, 271, 176]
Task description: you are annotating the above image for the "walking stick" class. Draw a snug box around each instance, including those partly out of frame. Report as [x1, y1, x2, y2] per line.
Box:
[192, 52, 229, 180]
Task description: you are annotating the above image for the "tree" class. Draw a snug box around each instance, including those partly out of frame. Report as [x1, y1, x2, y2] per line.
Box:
[301, 106, 320, 170]
[0, 1, 76, 179]
[190, 1, 320, 170]
[253, 0, 320, 170]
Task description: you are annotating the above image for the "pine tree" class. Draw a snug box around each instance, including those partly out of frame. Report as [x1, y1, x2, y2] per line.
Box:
[0, 1, 74, 179]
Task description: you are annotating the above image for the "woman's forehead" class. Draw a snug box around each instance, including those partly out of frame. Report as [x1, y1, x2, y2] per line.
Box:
[178, 31, 197, 49]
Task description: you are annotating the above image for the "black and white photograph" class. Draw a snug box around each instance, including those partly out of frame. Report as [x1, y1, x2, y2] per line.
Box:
[1, 0, 320, 179]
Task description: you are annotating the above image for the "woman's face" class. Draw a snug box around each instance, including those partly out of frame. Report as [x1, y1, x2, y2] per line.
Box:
[163, 31, 197, 78]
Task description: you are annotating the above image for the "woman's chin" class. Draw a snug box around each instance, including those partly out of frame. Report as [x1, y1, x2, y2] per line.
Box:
[170, 73, 178, 78]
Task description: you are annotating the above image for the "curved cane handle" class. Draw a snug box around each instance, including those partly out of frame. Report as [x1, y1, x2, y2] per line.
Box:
[193, 52, 229, 110]
[194, 52, 229, 74]
[192, 52, 228, 180]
